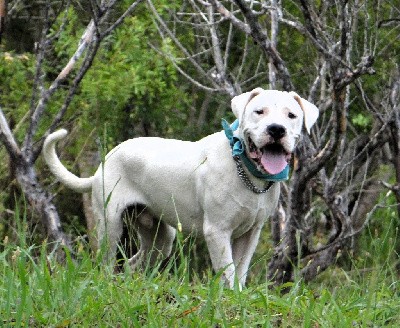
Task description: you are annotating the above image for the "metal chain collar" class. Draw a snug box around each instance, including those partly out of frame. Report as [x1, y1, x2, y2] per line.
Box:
[233, 156, 275, 194]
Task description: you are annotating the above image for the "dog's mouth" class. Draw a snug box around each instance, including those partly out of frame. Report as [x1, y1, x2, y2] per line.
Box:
[247, 137, 291, 175]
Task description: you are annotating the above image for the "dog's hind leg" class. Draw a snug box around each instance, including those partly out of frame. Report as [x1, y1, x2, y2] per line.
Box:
[94, 196, 124, 265]
[128, 209, 176, 270]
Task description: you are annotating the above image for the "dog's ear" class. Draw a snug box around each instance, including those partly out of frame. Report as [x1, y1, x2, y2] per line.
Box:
[231, 88, 264, 119]
[289, 91, 319, 134]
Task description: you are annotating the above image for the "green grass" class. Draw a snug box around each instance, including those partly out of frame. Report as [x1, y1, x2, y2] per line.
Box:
[1, 199, 400, 327]
[1, 237, 400, 327]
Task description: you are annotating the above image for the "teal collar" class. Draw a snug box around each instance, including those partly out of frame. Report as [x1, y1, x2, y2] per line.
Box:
[222, 119, 289, 181]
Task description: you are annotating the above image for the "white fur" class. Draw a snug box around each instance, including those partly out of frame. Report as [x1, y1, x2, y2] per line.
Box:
[42, 88, 319, 289]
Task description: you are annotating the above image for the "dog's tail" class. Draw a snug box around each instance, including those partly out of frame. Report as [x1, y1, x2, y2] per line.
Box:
[42, 129, 94, 193]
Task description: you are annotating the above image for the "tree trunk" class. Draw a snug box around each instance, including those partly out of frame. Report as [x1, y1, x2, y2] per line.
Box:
[1, 108, 71, 255]
[15, 161, 72, 256]
[268, 223, 297, 284]
[0, 0, 5, 43]
[390, 76, 400, 217]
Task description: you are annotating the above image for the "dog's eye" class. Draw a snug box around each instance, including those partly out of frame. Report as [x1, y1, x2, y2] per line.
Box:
[255, 109, 264, 115]
[288, 112, 297, 119]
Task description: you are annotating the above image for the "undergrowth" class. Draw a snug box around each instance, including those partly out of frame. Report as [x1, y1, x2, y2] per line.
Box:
[1, 241, 399, 326]
[1, 207, 400, 327]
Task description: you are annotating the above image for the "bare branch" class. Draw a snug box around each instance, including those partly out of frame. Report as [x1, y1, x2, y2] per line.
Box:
[232, 0, 293, 90]
[32, 35, 102, 161]
[207, 4, 236, 96]
[268, 0, 280, 89]
[147, 0, 217, 88]
[23, 19, 97, 160]
[100, 0, 146, 39]
[0, 108, 23, 163]
[334, 55, 376, 92]
[148, 42, 220, 93]
[210, 0, 250, 34]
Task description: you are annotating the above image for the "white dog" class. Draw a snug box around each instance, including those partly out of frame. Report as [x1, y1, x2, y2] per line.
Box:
[43, 88, 319, 288]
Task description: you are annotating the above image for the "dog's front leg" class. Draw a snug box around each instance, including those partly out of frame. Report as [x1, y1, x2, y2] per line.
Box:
[203, 222, 237, 289]
[232, 224, 263, 287]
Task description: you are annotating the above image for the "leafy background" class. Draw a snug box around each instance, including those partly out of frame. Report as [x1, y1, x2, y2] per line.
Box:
[0, 0, 399, 325]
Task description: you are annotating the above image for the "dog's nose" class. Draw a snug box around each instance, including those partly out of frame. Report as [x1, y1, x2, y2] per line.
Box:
[267, 124, 286, 140]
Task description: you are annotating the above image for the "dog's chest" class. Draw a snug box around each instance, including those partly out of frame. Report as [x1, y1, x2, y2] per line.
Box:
[230, 205, 265, 238]
[230, 187, 279, 239]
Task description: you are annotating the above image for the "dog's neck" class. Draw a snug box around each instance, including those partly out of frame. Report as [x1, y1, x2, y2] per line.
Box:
[232, 155, 275, 194]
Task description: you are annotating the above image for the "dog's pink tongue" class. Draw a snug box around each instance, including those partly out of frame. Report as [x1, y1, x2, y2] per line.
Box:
[261, 151, 287, 175]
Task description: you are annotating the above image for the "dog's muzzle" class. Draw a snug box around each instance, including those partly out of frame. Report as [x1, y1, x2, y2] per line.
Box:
[247, 125, 291, 175]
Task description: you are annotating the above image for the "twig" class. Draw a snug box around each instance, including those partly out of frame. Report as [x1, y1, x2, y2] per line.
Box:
[101, 0, 146, 38]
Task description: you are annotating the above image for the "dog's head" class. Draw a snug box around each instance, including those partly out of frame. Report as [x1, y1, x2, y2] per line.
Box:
[231, 88, 319, 175]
